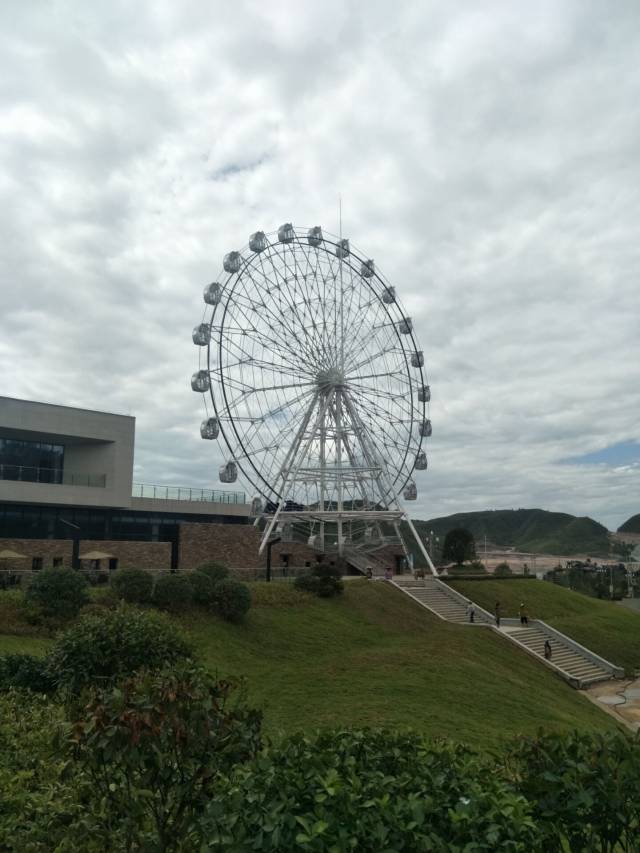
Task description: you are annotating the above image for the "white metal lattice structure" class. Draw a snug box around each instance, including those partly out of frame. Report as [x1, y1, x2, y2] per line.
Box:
[192, 224, 436, 570]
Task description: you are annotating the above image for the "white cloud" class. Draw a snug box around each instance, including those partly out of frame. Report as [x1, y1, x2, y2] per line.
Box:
[1, 0, 639, 530]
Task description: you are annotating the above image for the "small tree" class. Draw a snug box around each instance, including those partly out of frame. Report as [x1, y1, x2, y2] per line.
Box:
[495, 562, 512, 577]
[46, 605, 193, 694]
[188, 571, 215, 606]
[111, 568, 153, 605]
[66, 662, 262, 852]
[25, 567, 89, 621]
[441, 528, 476, 566]
[153, 574, 193, 612]
[196, 562, 229, 584]
[211, 579, 252, 621]
[294, 563, 344, 598]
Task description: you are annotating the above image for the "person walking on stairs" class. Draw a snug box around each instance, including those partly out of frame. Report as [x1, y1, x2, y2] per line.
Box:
[466, 601, 475, 623]
[544, 639, 552, 660]
[519, 603, 528, 626]
[494, 601, 501, 628]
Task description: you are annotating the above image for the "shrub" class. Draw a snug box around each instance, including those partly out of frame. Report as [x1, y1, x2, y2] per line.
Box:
[196, 561, 229, 584]
[188, 571, 215, 606]
[468, 559, 487, 573]
[0, 691, 84, 851]
[153, 573, 193, 612]
[66, 662, 262, 851]
[24, 567, 89, 622]
[211, 578, 251, 621]
[504, 730, 640, 852]
[46, 605, 193, 694]
[0, 653, 54, 693]
[495, 561, 513, 576]
[200, 729, 538, 850]
[294, 563, 344, 597]
[111, 568, 153, 604]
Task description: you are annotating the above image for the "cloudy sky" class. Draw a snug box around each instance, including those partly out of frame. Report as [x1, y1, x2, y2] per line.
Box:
[1, 0, 639, 530]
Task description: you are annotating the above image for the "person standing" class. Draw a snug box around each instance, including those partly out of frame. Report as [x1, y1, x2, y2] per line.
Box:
[544, 640, 552, 660]
[494, 601, 501, 628]
[519, 603, 528, 626]
[466, 601, 475, 623]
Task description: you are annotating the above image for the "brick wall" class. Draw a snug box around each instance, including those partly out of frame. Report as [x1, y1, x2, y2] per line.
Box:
[178, 522, 318, 570]
[0, 537, 170, 572]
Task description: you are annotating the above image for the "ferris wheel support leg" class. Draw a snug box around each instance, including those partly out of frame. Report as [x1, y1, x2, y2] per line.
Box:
[404, 515, 438, 576]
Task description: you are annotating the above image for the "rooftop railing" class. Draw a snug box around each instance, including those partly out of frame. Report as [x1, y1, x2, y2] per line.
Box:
[0, 464, 106, 488]
[132, 483, 246, 505]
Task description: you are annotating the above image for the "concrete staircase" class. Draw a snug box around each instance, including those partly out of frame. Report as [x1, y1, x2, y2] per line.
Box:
[502, 622, 620, 687]
[390, 576, 623, 689]
[392, 576, 492, 624]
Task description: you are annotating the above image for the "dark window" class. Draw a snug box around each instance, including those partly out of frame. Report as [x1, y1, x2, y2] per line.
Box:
[0, 438, 64, 483]
[32, 557, 43, 571]
[53, 556, 63, 567]
[108, 558, 118, 572]
[280, 553, 289, 567]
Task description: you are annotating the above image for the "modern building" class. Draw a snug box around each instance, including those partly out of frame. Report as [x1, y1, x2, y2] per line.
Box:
[0, 396, 250, 573]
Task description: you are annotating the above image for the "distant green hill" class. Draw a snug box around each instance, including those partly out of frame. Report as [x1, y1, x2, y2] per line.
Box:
[409, 509, 611, 557]
[618, 513, 640, 534]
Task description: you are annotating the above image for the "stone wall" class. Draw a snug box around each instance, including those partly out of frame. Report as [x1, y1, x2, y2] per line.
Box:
[178, 522, 318, 571]
[0, 537, 171, 572]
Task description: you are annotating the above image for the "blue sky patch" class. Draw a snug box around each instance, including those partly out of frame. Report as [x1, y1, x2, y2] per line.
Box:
[562, 441, 640, 466]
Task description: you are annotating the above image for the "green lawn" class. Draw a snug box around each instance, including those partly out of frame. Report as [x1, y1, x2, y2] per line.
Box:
[179, 581, 618, 746]
[448, 579, 640, 676]
[0, 582, 621, 747]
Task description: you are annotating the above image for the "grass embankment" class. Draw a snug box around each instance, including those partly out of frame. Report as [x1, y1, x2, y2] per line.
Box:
[0, 582, 620, 746]
[449, 579, 640, 676]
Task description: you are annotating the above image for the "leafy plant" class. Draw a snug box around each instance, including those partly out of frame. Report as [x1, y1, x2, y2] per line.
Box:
[495, 561, 512, 576]
[294, 563, 344, 598]
[0, 653, 54, 693]
[46, 604, 193, 694]
[211, 578, 252, 621]
[201, 729, 539, 851]
[111, 567, 153, 605]
[188, 570, 215, 605]
[504, 729, 640, 852]
[66, 662, 262, 851]
[153, 573, 193, 612]
[24, 567, 89, 622]
[196, 561, 230, 584]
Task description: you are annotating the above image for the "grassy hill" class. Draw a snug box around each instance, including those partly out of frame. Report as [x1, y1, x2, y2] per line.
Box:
[0, 582, 619, 747]
[411, 508, 611, 556]
[448, 578, 640, 676]
[618, 513, 640, 534]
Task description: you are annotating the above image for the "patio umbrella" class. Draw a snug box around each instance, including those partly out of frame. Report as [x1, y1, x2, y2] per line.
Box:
[0, 549, 28, 559]
[79, 550, 115, 560]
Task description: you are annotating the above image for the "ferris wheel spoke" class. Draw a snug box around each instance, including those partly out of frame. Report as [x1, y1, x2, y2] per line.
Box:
[255, 248, 327, 370]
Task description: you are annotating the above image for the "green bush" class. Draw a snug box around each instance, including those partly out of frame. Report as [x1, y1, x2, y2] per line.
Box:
[495, 561, 512, 576]
[111, 567, 153, 604]
[0, 690, 85, 851]
[200, 729, 538, 850]
[211, 578, 251, 621]
[505, 730, 640, 852]
[294, 563, 344, 598]
[189, 570, 215, 606]
[196, 561, 229, 584]
[0, 653, 54, 693]
[153, 573, 193, 612]
[66, 662, 262, 851]
[24, 567, 89, 621]
[46, 605, 193, 694]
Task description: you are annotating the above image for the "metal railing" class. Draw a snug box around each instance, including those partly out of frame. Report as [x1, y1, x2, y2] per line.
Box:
[132, 483, 246, 504]
[0, 464, 106, 488]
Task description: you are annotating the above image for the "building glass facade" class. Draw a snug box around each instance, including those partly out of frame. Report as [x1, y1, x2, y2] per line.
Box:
[0, 437, 65, 484]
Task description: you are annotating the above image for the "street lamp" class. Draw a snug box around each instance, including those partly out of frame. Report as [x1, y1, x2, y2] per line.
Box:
[266, 536, 281, 583]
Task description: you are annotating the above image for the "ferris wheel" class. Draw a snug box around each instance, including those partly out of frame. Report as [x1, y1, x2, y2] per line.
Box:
[191, 223, 435, 570]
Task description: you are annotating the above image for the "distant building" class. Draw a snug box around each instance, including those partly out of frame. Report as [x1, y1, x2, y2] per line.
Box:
[0, 396, 249, 572]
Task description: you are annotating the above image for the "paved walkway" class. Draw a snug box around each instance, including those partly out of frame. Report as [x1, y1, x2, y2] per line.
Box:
[586, 678, 640, 732]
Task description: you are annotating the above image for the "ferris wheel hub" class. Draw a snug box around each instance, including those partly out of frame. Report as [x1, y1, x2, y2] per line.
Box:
[316, 367, 346, 393]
